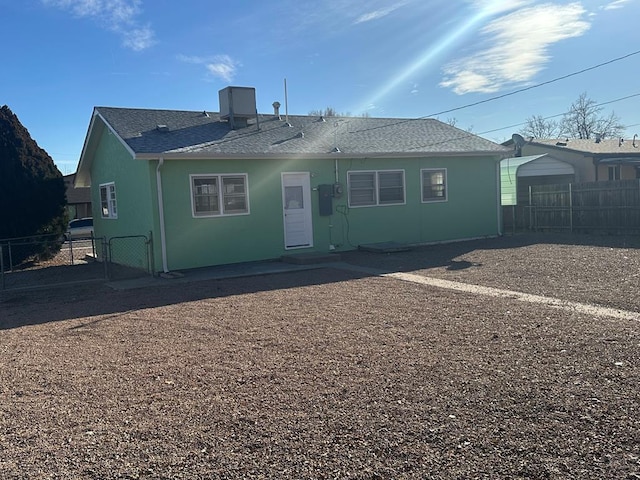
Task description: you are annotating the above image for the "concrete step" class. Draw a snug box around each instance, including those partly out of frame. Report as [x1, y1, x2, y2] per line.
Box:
[358, 241, 412, 253]
[281, 252, 341, 265]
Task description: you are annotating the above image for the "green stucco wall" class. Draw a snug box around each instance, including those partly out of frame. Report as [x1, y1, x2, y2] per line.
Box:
[90, 130, 157, 269]
[157, 155, 499, 271]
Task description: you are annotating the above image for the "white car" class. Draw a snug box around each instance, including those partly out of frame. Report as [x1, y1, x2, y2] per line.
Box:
[65, 218, 94, 240]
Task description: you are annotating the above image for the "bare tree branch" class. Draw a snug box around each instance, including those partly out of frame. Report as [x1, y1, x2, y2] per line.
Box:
[560, 92, 624, 139]
[520, 115, 561, 138]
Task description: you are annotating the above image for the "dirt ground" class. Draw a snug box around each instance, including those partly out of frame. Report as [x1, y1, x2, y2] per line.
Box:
[1, 233, 639, 479]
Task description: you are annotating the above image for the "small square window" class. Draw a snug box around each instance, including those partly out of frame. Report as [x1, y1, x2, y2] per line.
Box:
[422, 169, 447, 202]
[608, 165, 621, 181]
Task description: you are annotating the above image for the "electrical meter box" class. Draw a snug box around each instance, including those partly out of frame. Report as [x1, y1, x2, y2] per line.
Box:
[318, 184, 333, 216]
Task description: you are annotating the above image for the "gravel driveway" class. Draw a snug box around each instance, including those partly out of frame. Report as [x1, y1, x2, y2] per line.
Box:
[1, 233, 639, 479]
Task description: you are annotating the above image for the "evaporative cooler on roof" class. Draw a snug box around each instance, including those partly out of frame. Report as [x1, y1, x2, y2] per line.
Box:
[218, 86, 257, 129]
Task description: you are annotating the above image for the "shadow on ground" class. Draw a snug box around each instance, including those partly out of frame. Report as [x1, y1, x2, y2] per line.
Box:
[340, 232, 640, 273]
[2, 232, 639, 330]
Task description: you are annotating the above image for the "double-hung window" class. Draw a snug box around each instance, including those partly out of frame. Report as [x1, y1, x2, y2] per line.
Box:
[191, 174, 249, 217]
[421, 168, 447, 202]
[100, 182, 117, 218]
[348, 170, 405, 207]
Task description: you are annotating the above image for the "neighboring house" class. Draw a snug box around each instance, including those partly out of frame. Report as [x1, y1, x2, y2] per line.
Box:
[506, 136, 640, 182]
[500, 154, 575, 206]
[63, 173, 92, 220]
[500, 153, 575, 232]
[75, 86, 509, 273]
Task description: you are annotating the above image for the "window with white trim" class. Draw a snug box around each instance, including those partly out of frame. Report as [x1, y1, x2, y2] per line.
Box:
[348, 170, 405, 207]
[421, 168, 447, 202]
[191, 174, 249, 217]
[100, 182, 117, 218]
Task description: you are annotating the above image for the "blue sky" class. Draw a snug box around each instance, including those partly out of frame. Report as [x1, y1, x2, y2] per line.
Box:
[2, 0, 639, 174]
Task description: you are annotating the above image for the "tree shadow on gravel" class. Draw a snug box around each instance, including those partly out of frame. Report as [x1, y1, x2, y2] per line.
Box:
[340, 232, 640, 274]
[0, 267, 371, 330]
[2, 232, 639, 330]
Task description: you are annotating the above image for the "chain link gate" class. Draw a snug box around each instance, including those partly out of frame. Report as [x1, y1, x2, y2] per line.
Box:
[106, 234, 154, 280]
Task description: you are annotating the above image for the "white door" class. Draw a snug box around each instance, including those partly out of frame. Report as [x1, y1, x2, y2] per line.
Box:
[282, 172, 313, 249]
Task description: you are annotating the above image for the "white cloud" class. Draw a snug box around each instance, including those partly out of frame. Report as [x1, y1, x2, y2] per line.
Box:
[465, 0, 534, 15]
[353, 5, 402, 24]
[176, 54, 207, 65]
[603, 0, 631, 10]
[178, 54, 240, 83]
[42, 0, 156, 51]
[122, 24, 155, 51]
[441, 3, 590, 94]
[206, 59, 238, 83]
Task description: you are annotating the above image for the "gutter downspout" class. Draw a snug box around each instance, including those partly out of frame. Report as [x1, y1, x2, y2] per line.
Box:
[156, 157, 169, 273]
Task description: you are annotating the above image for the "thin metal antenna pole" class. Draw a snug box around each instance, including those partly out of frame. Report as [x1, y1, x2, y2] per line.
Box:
[284, 78, 289, 124]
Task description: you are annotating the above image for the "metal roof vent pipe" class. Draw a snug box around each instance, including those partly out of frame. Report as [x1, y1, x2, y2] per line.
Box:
[273, 101, 281, 120]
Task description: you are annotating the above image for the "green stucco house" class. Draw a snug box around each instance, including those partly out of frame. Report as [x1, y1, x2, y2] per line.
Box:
[75, 86, 509, 274]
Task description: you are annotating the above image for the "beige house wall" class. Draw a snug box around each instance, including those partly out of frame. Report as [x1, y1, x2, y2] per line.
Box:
[521, 145, 595, 182]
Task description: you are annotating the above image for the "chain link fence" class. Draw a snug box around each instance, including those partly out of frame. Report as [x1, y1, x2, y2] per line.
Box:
[1, 234, 106, 291]
[1, 233, 153, 291]
[105, 235, 154, 281]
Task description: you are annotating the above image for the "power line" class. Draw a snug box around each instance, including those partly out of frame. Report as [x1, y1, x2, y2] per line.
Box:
[392, 92, 640, 154]
[349, 49, 640, 135]
[478, 92, 640, 136]
[427, 50, 640, 119]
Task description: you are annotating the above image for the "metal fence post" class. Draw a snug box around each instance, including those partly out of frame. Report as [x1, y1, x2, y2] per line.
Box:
[147, 231, 155, 276]
[8, 241, 13, 272]
[569, 183, 573, 233]
[528, 186, 533, 231]
[103, 237, 110, 280]
[68, 236, 74, 265]
[1, 244, 5, 290]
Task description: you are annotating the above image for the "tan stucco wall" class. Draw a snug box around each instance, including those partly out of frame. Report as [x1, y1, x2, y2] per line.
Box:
[521, 145, 595, 182]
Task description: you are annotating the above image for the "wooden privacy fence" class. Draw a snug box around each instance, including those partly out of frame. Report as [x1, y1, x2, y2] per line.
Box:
[528, 179, 640, 233]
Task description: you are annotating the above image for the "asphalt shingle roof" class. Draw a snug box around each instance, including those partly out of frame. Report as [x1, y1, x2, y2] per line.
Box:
[530, 138, 640, 156]
[95, 107, 508, 157]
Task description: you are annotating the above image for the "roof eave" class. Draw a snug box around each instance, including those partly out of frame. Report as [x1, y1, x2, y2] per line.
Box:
[134, 150, 508, 161]
[597, 156, 640, 164]
[75, 110, 101, 187]
[530, 141, 640, 157]
[528, 141, 591, 155]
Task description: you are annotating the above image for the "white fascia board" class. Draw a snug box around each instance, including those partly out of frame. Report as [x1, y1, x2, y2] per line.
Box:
[94, 111, 136, 158]
[75, 110, 137, 187]
[75, 110, 101, 187]
[134, 150, 508, 161]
